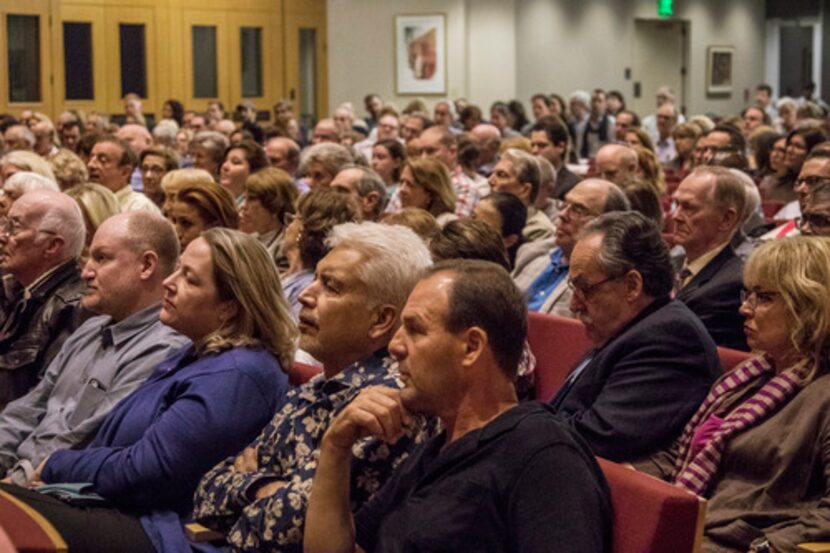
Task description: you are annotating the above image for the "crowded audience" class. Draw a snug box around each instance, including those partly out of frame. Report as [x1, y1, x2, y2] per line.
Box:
[0, 82, 830, 551]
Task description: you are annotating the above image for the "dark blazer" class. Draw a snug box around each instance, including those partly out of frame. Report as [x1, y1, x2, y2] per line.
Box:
[554, 165, 582, 199]
[550, 297, 720, 462]
[676, 246, 748, 351]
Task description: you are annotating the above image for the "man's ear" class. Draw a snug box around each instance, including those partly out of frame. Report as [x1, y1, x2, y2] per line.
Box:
[624, 270, 644, 302]
[503, 233, 520, 250]
[139, 251, 160, 280]
[460, 326, 487, 369]
[718, 206, 740, 232]
[367, 304, 398, 341]
[42, 235, 66, 259]
[363, 191, 380, 213]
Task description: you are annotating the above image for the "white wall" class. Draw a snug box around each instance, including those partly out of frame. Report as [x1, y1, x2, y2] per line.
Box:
[327, 0, 765, 119]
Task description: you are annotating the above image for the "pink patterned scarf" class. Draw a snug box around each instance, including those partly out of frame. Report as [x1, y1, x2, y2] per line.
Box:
[671, 354, 810, 496]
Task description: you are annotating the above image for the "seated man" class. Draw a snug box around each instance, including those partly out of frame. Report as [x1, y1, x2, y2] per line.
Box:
[673, 166, 748, 350]
[0, 211, 189, 484]
[512, 178, 629, 316]
[0, 190, 89, 408]
[330, 165, 388, 222]
[488, 148, 556, 242]
[800, 181, 830, 236]
[305, 259, 611, 553]
[551, 212, 720, 461]
[192, 222, 436, 552]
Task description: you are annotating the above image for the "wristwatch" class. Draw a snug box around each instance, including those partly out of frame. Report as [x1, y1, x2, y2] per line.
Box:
[749, 538, 772, 553]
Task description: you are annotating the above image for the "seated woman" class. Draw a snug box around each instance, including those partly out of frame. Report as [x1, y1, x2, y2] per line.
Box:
[473, 191, 527, 270]
[169, 182, 239, 248]
[281, 188, 359, 315]
[239, 167, 298, 270]
[637, 236, 830, 553]
[397, 157, 457, 226]
[0, 228, 297, 553]
[219, 139, 268, 206]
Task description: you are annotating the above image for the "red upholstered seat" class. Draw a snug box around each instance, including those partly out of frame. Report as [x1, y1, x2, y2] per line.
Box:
[717, 346, 752, 373]
[0, 488, 67, 552]
[597, 457, 706, 553]
[289, 362, 322, 386]
[527, 312, 592, 401]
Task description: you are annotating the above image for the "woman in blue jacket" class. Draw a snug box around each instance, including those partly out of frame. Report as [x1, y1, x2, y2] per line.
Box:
[1, 228, 297, 553]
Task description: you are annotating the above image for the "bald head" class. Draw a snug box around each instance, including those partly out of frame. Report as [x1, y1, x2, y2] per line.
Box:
[596, 144, 638, 185]
[555, 178, 629, 256]
[471, 124, 502, 166]
[117, 124, 153, 156]
[264, 136, 301, 175]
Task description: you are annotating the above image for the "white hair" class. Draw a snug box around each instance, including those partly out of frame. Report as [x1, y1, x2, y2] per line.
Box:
[4, 171, 59, 195]
[326, 222, 432, 310]
[21, 190, 86, 261]
[777, 96, 797, 111]
[153, 119, 180, 145]
[1, 150, 57, 182]
[729, 168, 761, 223]
[435, 99, 457, 120]
[569, 90, 591, 107]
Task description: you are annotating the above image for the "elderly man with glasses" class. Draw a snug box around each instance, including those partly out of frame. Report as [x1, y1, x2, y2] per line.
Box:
[512, 178, 629, 316]
[549, 212, 720, 462]
[0, 190, 89, 408]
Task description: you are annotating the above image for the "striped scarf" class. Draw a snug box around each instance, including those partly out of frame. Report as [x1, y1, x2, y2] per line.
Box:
[671, 354, 810, 496]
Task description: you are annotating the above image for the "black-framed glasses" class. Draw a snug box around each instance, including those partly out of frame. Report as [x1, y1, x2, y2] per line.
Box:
[567, 275, 619, 301]
[794, 176, 830, 189]
[740, 288, 777, 309]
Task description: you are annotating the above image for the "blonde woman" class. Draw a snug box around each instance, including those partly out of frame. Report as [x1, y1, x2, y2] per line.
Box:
[639, 237, 830, 553]
[0, 228, 297, 552]
[159, 168, 214, 216]
[48, 148, 89, 190]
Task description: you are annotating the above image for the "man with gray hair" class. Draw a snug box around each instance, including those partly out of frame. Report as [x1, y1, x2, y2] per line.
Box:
[488, 148, 554, 242]
[299, 142, 354, 188]
[0, 190, 89, 408]
[673, 166, 748, 350]
[192, 222, 436, 552]
[596, 144, 638, 185]
[470, 123, 501, 178]
[0, 211, 188, 485]
[513, 178, 630, 317]
[330, 165, 388, 221]
[2, 125, 35, 154]
[550, 212, 719, 461]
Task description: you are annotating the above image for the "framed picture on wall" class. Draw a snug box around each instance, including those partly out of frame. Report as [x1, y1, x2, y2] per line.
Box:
[706, 46, 734, 94]
[395, 14, 446, 95]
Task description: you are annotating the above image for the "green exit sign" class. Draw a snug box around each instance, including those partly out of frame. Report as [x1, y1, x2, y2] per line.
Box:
[657, 0, 674, 17]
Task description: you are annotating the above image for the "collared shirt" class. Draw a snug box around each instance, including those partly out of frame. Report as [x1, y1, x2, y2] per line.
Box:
[526, 248, 569, 312]
[192, 350, 437, 553]
[115, 185, 162, 214]
[281, 269, 314, 319]
[22, 263, 64, 301]
[680, 240, 731, 288]
[129, 166, 144, 192]
[656, 136, 677, 165]
[0, 302, 189, 482]
[354, 402, 611, 553]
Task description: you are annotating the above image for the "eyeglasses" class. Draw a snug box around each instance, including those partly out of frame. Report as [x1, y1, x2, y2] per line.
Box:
[1, 218, 58, 238]
[554, 200, 594, 218]
[794, 176, 830, 189]
[567, 275, 619, 301]
[799, 211, 830, 232]
[740, 288, 777, 309]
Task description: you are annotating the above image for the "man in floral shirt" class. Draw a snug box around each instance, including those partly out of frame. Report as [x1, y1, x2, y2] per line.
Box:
[191, 222, 436, 552]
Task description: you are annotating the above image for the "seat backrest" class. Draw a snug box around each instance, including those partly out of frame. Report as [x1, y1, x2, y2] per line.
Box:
[289, 362, 322, 386]
[717, 346, 752, 374]
[597, 458, 706, 553]
[527, 312, 592, 401]
[0, 488, 67, 553]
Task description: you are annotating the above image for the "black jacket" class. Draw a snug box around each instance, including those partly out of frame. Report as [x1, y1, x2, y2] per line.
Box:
[0, 260, 89, 408]
[551, 297, 720, 462]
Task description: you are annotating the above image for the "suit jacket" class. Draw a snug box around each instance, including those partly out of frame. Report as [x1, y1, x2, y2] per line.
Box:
[550, 297, 720, 462]
[554, 165, 582, 199]
[676, 246, 748, 351]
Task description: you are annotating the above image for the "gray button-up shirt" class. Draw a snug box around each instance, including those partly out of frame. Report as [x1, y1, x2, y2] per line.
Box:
[0, 302, 189, 482]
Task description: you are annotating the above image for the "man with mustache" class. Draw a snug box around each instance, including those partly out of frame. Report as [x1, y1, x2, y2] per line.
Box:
[193, 222, 436, 553]
[550, 212, 720, 462]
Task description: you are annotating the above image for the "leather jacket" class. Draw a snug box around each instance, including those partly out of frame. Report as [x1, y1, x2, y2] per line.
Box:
[0, 260, 89, 409]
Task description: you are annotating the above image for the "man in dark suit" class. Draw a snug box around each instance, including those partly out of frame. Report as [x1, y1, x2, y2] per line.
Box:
[550, 212, 720, 462]
[673, 166, 748, 350]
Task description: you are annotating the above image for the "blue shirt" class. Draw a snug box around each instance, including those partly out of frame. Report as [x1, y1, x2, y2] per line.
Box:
[42, 344, 289, 553]
[526, 248, 569, 311]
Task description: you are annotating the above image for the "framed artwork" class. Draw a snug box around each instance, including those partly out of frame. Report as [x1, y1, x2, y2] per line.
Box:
[706, 46, 734, 94]
[395, 14, 446, 95]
